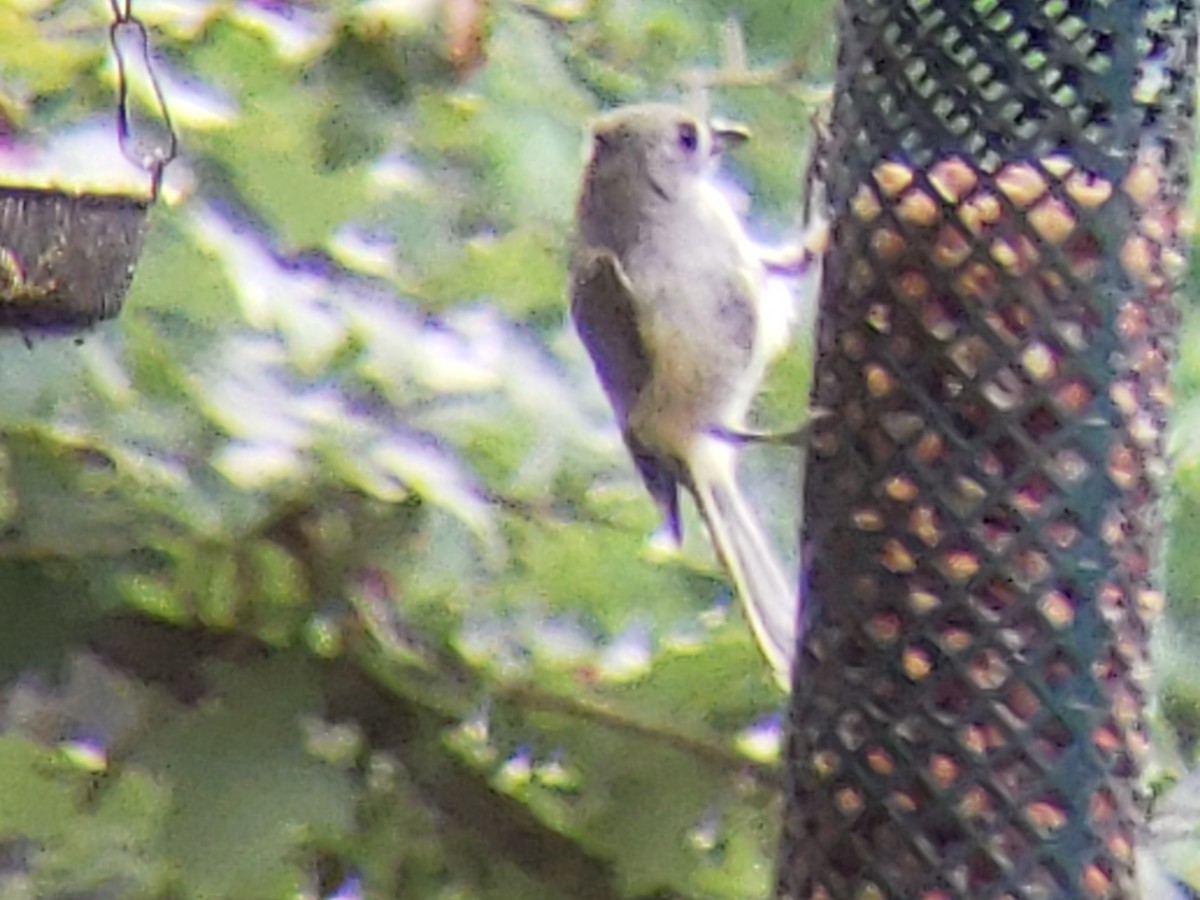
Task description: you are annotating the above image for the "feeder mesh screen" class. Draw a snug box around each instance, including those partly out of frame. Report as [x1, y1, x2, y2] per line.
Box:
[780, 0, 1195, 897]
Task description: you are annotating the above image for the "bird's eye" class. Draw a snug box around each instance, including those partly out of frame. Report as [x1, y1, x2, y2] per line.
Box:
[677, 121, 699, 153]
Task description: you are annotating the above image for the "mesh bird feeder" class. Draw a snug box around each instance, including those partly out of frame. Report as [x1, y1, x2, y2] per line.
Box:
[781, 0, 1195, 897]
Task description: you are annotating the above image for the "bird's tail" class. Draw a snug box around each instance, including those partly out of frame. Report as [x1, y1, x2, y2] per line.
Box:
[689, 441, 799, 688]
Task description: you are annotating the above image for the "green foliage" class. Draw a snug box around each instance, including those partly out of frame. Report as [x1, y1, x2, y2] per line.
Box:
[134, 657, 355, 898]
[0, 1, 838, 898]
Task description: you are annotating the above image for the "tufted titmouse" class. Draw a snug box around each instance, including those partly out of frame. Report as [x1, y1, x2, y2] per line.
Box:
[570, 102, 820, 686]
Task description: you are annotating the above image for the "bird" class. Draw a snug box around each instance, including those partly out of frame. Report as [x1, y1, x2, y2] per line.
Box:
[569, 102, 820, 686]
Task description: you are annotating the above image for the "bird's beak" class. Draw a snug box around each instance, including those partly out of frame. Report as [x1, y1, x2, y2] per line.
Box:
[710, 119, 751, 154]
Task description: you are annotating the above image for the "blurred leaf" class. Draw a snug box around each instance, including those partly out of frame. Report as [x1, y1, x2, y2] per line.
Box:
[133, 655, 354, 900]
[0, 737, 77, 839]
[424, 226, 566, 316]
[0, 8, 96, 103]
[0, 2, 846, 898]
[185, 25, 370, 247]
[523, 714, 774, 896]
[33, 765, 171, 899]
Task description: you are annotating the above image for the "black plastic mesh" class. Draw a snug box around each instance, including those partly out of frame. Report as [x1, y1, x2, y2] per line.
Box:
[781, 1, 1195, 897]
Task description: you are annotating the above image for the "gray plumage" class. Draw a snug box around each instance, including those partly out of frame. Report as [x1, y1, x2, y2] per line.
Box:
[570, 103, 799, 685]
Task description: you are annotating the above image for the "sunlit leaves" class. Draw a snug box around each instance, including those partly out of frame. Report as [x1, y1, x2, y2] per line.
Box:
[0, 6, 96, 106]
[0, 0, 845, 897]
[422, 227, 566, 317]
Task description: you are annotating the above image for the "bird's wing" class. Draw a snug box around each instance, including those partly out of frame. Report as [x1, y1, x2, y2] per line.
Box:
[570, 246, 681, 540]
[569, 247, 648, 426]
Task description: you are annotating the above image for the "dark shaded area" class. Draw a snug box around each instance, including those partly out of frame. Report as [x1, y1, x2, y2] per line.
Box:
[89, 614, 628, 900]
